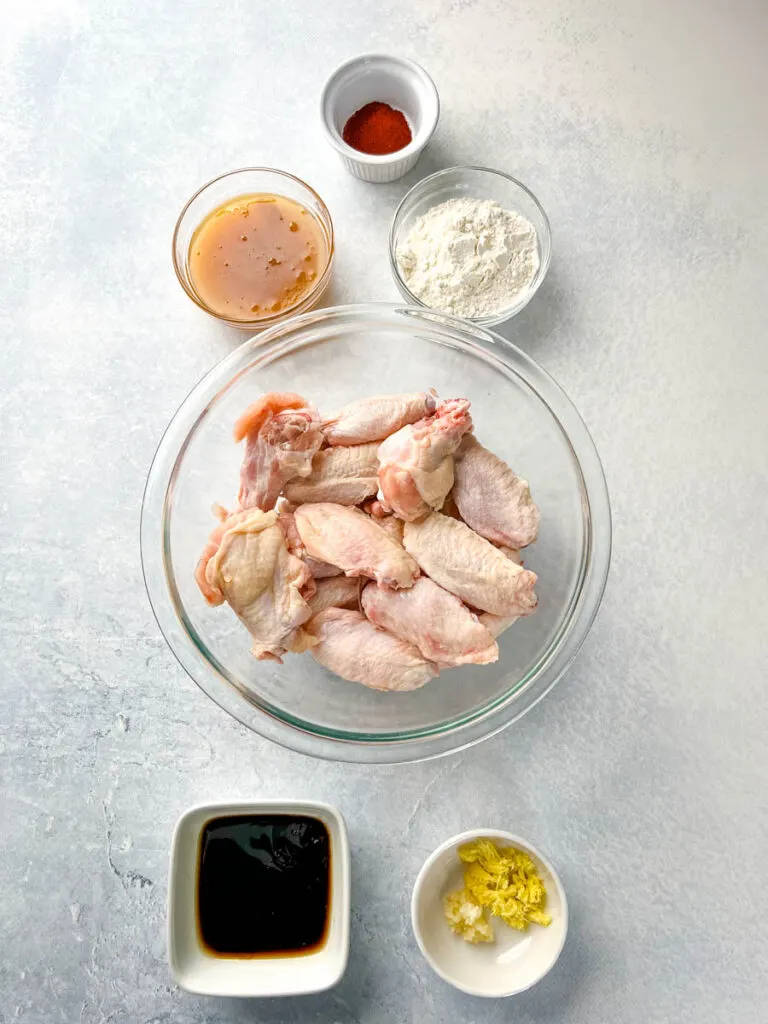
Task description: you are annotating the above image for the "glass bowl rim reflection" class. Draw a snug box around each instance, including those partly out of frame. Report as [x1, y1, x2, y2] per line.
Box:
[141, 303, 611, 764]
[172, 166, 335, 330]
[388, 165, 552, 327]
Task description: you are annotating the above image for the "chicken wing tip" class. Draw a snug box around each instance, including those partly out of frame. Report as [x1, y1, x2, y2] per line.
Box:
[232, 391, 308, 442]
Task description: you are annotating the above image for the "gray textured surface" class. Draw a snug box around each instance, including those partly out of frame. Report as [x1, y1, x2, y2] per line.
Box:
[2, 1, 767, 1021]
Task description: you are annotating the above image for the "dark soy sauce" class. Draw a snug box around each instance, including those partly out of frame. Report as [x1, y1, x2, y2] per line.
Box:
[197, 815, 331, 957]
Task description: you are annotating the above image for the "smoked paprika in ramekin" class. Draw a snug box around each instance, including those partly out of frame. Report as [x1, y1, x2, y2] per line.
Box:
[342, 102, 412, 155]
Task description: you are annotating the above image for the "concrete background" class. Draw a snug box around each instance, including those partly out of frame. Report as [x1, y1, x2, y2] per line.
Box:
[1, 1, 767, 1021]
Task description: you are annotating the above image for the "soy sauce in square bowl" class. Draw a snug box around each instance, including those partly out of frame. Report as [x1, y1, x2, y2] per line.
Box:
[197, 815, 331, 957]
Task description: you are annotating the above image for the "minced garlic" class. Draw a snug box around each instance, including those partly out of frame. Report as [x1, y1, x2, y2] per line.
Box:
[443, 888, 494, 943]
[443, 838, 552, 944]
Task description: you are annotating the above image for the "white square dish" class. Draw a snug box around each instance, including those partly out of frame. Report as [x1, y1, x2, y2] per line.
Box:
[168, 800, 350, 997]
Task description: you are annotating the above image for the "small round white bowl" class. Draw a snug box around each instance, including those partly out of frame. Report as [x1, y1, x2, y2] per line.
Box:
[390, 166, 552, 325]
[411, 829, 568, 998]
[320, 54, 439, 183]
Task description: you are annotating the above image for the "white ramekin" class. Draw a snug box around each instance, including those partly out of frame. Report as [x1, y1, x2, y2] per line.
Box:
[320, 54, 439, 183]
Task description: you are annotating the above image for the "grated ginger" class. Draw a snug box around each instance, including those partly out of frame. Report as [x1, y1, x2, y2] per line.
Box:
[443, 838, 552, 944]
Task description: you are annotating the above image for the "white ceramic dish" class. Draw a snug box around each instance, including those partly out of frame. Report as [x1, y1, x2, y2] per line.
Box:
[320, 54, 439, 182]
[411, 829, 568, 998]
[168, 800, 350, 997]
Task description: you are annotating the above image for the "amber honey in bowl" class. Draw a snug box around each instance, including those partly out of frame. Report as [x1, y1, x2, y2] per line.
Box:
[196, 814, 331, 957]
[187, 193, 328, 323]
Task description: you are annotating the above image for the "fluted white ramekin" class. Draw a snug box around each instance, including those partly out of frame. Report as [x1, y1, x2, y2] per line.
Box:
[320, 54, 439, 183]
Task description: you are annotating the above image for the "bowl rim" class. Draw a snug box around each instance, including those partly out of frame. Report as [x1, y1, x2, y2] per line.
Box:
[410, 827, 569, 997]
[171, 166, 335, 330]
[388, 165, 552, 325]
[319, 53, 440, 164]
[140, 302, 611, 764]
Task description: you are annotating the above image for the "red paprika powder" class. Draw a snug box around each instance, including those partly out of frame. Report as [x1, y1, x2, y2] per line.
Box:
[342, 102, 412, 155]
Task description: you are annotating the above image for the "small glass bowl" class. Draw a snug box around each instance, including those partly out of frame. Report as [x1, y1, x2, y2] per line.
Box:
[389, 166, 552, 326]
[172, 168, 335, 330]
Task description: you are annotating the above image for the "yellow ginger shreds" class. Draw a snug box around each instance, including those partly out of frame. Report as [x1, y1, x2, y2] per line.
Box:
[458, 839, 552, 932]
[459, 837, 508, 872]
[443, 888, 494, 943]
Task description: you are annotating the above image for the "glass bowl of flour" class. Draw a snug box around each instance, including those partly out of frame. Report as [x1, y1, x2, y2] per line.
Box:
[390, 166, 552, 325]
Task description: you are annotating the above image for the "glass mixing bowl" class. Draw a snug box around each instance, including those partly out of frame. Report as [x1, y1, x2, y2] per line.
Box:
[141, 304, 610, 763]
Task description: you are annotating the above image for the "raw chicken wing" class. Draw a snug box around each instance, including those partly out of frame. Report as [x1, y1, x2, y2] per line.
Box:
[362, 577, 498, 667]
[322, 391, 437, 446]
[306, 608, 438, 691]
[202, 508, 315, 661]
[453, 435, 540, 548]
[361, 499, 405, 543]
[306, 576, 361, 616]
[303, 558, 343, 580]
[294, 503, 419, 589]
[195, 505, 244, 605]
[361, 497, 389, 519]
[378, 398, 473, 521]
[235, 392, 324, 511]
[497, 546, 523, 564]
[402, 512, 538, 616]
[477, 548, 524, 637]
[277, 509, 342, 579]
[284, 443, 379, 505]
[233, 392, 306, 441]
[374, 514, 404, 546]
[479, 611, 521, 638]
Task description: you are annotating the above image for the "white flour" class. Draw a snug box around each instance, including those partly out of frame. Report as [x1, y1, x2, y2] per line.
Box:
[396, 197, 540, 318]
